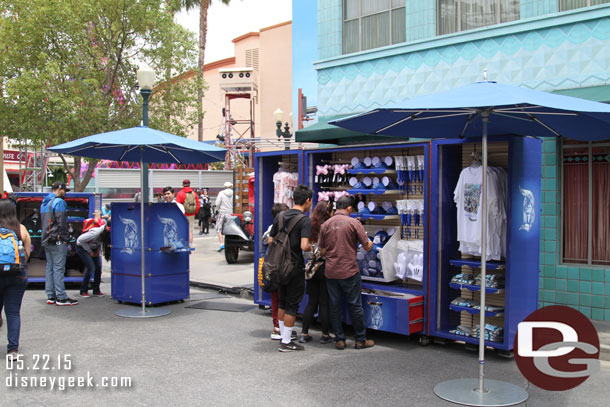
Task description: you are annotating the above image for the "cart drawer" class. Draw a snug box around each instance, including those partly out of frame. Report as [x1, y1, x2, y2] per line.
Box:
[361, 293, 424, 336]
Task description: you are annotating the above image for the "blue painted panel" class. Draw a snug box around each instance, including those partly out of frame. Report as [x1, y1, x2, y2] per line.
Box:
[146, 203, 189, 251]
[505, 137, 542, 349]
[111, 272, 189, 305]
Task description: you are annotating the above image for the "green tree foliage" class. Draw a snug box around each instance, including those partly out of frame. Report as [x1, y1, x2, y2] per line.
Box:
[0, 0, 202, 191]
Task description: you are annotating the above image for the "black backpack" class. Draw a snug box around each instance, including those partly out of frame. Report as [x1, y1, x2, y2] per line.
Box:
[262, 212, 305, 292]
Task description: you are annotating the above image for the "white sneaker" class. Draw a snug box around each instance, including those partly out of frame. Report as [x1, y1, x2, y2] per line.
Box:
[270, 328, 281, 340]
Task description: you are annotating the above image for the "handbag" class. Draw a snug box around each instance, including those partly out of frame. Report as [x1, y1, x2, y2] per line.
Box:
[305, 245, 325, 280]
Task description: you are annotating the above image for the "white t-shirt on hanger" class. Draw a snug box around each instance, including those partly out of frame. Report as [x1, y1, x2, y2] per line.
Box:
[454, 165, 504, 260]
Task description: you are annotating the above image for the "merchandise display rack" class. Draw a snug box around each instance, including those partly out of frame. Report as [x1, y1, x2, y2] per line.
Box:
[427, 137, 541, 351]
[304, 142, 429, 336]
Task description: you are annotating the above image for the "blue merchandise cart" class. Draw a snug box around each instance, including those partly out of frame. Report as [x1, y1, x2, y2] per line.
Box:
[16, 192, 101, 283]
[110, 202, 190, 305]
[427, 137, 542, 351]
[253, 137, 541, 348]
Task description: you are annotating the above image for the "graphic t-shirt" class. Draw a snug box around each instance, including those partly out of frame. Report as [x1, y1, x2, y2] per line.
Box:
[454, 165, 505, 261]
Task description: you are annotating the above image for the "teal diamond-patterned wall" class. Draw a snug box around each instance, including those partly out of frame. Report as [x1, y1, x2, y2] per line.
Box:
[317, 16, 610, 115]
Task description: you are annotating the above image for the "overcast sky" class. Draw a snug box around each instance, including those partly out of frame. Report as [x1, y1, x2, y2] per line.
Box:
[176, 0, 292, 64]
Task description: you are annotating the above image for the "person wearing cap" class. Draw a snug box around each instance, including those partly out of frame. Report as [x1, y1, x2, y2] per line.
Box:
[41, 182, 78, 306]
[76, 211, 107, 298]
[175, 179, 200, 245]
[214, 181, 234, 251]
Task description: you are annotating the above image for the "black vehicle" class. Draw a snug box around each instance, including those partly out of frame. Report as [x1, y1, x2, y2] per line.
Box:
[222, 211, 254, 264]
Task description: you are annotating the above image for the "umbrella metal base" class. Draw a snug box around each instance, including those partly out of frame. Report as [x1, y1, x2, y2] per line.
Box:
[115, 308, 172, 318]
[434, 378, 528, 406]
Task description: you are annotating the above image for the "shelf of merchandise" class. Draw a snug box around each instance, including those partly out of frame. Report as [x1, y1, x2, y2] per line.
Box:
[448, 259, 505, 270]
[346, 168, 397, 175]
[350, 213, 400, 221]
[449, 304, 504, 317]
[346, 188, 400, 195]
[448, 282, 504, 294]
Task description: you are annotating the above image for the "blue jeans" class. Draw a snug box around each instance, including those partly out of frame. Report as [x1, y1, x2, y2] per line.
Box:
[326, 273, 367, 342]
[76, 246, 101, 294]
[44, 243, 67, 300]
[0, 271, 28, 352]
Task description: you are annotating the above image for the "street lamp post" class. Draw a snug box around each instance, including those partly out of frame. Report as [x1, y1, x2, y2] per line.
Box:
[136, 66, 155, 203]
[274, 108, 291, 150]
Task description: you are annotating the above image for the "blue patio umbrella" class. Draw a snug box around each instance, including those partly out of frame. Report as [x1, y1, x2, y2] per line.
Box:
[49, 126, 226, 318]
[331, 80, 610, 141]
[49, 126, 226, 164]
[331, 79, 610, 406]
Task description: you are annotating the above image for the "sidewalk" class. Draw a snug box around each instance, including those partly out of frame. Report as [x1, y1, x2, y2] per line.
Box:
[188, 232, 254, 289]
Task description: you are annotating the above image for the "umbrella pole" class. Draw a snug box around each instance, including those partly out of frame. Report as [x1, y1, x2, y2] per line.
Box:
[140, 158, 146, 315]
[478, 116, 488, 393]
[434, 111, 527, 406]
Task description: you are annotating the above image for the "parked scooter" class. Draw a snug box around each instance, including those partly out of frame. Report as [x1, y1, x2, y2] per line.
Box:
[222, 211, 254, 263]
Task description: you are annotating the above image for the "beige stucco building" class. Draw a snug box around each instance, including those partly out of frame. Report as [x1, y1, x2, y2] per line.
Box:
[183, 21, 292, 151]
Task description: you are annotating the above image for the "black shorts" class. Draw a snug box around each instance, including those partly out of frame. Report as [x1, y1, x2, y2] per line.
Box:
[278, 267, 305, 317]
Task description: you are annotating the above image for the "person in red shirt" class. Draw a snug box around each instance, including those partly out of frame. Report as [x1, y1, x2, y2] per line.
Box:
[175, 179, 200, 245]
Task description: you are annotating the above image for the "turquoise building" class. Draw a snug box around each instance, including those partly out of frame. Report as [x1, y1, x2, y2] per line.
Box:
[295, 1, 610, 321]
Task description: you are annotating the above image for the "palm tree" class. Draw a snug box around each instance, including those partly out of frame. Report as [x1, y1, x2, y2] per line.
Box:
[197, 0, 231, 142]
[173, 0, 231, 142]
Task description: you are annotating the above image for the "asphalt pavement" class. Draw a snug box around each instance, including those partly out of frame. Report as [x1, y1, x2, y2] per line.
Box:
[2, 229, 609, 406]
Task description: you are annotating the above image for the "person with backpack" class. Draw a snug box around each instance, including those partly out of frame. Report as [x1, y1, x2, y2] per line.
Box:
[175, 179, 200, 245]
[76, 211, 107, 298]
[0, 197, 31, 360]
[267, 185, 313, 352]
[41, 182, 78, 306]
[262, 203, 290, 341]
[198, 189, 211, 235]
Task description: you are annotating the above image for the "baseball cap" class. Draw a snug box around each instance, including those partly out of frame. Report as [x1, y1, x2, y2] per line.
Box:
[224, 182, 233, 188]
[52, 181, 70, 192]
[182, 179, 190, 186]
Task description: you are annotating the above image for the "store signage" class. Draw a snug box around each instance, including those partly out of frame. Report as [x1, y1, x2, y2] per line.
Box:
[514, 305, 600, 391]
[3, 150, 27, 162]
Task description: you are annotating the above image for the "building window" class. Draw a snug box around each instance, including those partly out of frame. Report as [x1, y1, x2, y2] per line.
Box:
[343, 0, 406, 54]
[562, 140, 610, 266]
[438, 0, 520, 36]
[560, 0, 610, 12]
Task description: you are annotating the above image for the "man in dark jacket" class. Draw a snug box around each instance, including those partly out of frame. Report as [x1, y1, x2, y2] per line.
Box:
[41, 182, 78, 306]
